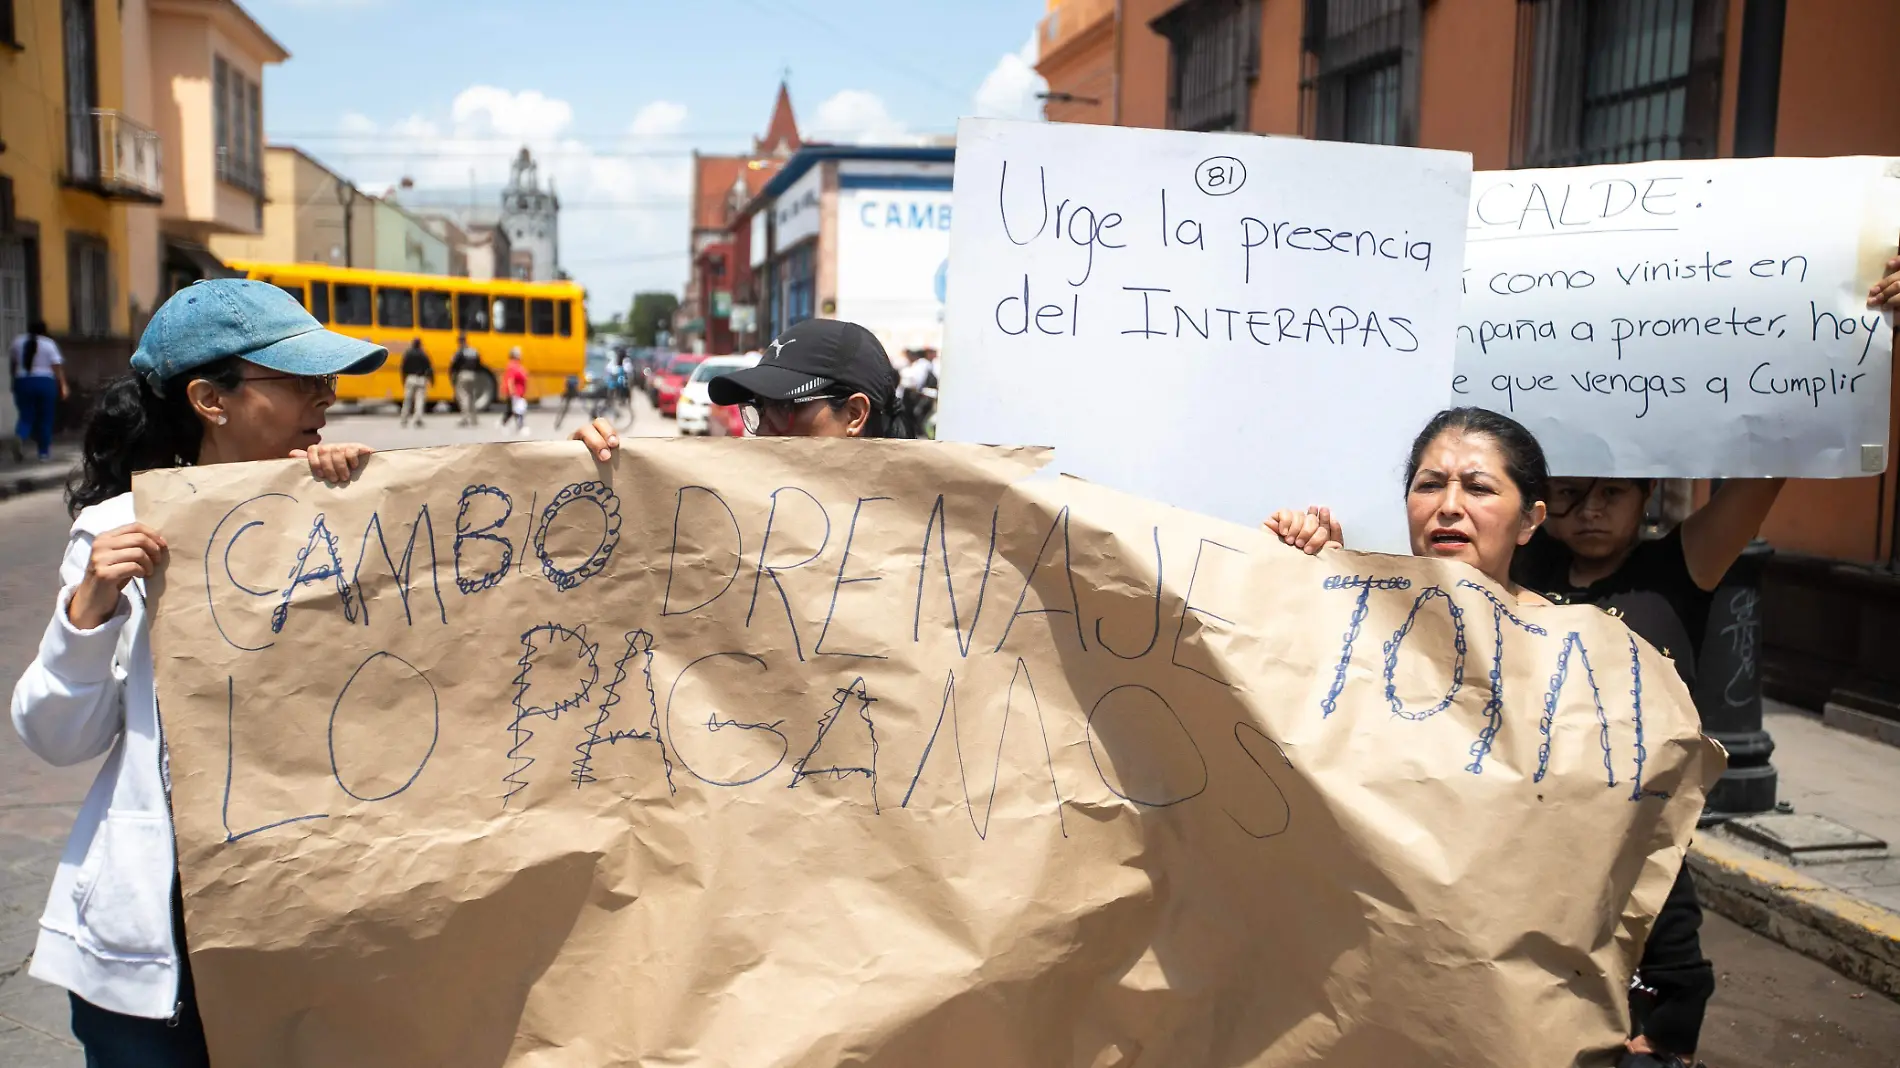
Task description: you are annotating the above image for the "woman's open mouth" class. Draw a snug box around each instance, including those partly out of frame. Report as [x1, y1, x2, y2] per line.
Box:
[1427, 527, 1472, 551]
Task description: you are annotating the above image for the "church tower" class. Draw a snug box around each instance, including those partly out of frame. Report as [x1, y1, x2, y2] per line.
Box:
[500, 148, 561, 280]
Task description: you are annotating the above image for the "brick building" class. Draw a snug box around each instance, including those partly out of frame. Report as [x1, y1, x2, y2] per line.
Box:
[679, 83, 801, 354]
[1033, 0, 1900, 720]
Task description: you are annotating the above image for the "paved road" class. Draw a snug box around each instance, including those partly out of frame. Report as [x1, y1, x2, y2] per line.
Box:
[1, 402, 1896, 1065]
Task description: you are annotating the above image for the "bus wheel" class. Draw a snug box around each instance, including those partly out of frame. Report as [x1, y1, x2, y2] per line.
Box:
[470, 370, 497, 412]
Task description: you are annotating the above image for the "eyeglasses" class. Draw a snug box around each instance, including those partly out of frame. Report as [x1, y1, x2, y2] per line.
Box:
[741, 395, 843, 436]
[239, 372, 339, 397]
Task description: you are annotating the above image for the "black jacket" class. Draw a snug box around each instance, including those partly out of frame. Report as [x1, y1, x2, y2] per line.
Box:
[400, 347, 434, 381]
[449, 347, 482, 376]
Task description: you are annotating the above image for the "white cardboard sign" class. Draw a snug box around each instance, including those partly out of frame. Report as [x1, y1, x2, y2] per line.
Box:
[940, 119, 1472, 552]
[1457, 157, 1900, 477]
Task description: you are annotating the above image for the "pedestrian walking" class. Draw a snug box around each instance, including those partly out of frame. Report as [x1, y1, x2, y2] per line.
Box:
[398, 337, 433, 428]
[1264, 408, 1714, 1068]
[450, 333, 484, 427]
[501, 347, 529, 433]
[901, 347, 938, 437]
[9, 318, 70, 461]
[553, 373, 582, 429]
[9, 278, 383, 1068]
[571, 318, 914, 459]
[610, 352, 635, 422]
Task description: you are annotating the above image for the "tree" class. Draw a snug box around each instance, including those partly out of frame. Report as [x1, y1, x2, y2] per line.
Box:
[629, 292, 681, 347]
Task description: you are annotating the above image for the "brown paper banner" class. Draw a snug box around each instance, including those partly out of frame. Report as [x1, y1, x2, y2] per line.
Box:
[136, 439, 1720, 1067]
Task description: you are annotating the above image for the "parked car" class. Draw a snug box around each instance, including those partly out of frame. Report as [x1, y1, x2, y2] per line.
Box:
[653, 354, 705, 417]
[713, 395, 747, 437]
[676, 354, 758, 436]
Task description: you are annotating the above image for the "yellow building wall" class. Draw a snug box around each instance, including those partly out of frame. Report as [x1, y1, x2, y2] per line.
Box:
[2, 0, 134, 337]
[120, 0, 163, 326]
[209, 148, 298, 262]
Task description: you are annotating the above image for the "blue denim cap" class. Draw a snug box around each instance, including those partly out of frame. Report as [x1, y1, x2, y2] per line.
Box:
[130, 278, 386, 393]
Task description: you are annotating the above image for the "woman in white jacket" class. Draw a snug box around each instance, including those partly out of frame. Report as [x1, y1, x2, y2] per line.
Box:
[11, 279, 384, 1065]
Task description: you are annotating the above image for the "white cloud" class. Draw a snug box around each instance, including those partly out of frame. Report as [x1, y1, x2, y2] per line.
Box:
[972, 30, 1048, 122]
[313, 87, 694, 316]
[807, 89, 921, 146]
[629, 101, 688, 138]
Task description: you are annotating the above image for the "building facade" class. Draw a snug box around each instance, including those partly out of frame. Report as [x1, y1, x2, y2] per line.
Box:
[210, 146, 448, 276]
[3, 0, 143, 407]
[743, 145, 956, 362]
[369, 194, 449, 275]
[140, 0, 284, 309]
[2, 0, 282, 413]
[681, 82, 801, 354]
[1033, 0, 1900, 718]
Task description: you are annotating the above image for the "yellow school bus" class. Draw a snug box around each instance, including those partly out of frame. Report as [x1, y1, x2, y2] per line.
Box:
[226, 261, 586, 407]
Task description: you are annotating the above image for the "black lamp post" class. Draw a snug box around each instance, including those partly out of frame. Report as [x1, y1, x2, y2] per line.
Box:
[1695, 538, 1778, 816]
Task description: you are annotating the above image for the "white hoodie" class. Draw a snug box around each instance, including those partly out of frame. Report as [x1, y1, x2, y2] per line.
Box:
[10, 492, 182, 1019]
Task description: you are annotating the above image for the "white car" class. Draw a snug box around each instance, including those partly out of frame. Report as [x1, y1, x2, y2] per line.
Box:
[675, 354, 758, 436]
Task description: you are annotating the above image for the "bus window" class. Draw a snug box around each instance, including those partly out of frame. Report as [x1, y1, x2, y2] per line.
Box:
[530, 298, 555, 336]
[493, 295, 526, 335]
[457, 292, 490, 333]
[377, 287, 415, 329]
[274, 284, 305, 307]
[558, 299, 573, 337]
[333, 283, 373, 326]
[311, 281, 331, 323]
[420, 290, 453, 332]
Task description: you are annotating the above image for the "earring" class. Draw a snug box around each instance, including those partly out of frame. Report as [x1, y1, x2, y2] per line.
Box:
[215, 415, 227, 425]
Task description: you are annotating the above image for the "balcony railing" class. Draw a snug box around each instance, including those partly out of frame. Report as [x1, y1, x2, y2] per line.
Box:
[66, 109, 164, 203]
[1039, 0, 1115, 64]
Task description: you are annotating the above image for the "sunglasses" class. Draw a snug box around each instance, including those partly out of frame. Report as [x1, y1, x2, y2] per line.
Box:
[239, 372, 340, 397]
[740, 394, 846, 436]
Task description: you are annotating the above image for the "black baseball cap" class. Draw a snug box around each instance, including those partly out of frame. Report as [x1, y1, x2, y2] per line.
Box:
[708, 318, 898, 409]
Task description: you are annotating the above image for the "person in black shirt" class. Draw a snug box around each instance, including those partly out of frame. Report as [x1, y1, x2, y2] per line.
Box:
[398, 338, 434, 429]
[1513, 476, 1784, 1065]
[1516, 478, 1784, 679]
[449, 333, 485, 427]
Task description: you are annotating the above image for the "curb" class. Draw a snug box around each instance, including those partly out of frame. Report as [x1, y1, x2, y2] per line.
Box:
[0, 467, 71, 502]
[1688, 835, 1900, 999]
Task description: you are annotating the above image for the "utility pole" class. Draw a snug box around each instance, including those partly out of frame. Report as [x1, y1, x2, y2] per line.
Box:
[334, 178, 359, 267]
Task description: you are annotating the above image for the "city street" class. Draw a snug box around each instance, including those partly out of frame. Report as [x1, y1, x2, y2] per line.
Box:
[0, 402, 1897, 1065]
[0, 396, 674, 1065]
[322, 388, 681, 451]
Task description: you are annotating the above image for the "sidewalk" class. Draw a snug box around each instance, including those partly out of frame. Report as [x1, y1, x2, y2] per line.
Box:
[1691, 700, 1900, 998]
[0, 441, 79, 502]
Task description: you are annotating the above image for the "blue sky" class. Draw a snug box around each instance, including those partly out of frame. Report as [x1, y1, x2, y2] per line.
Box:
[248, 0, 1048, 315]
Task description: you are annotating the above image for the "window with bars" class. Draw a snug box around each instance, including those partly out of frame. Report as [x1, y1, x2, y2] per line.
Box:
[1511, 0, 1727, 167]
[1299, 0, 1419, 146]
[214, 56, 264, 193]
[67, 232, 111, 337]
[63, 0, 99, 181]
[1152, 0, 1260, 133]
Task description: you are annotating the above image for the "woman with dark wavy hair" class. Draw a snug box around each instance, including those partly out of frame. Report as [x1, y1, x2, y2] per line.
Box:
[11, 280, 384, 1066]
